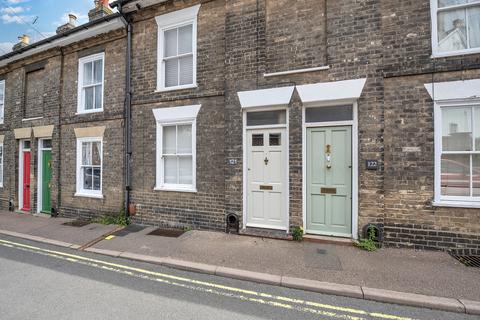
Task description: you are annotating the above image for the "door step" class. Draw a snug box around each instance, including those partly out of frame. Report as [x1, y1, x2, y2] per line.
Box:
[303, 234, 354, 246]
[240, 227, 292, 240]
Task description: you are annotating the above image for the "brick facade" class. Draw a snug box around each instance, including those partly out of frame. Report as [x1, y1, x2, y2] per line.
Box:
[0, 0, 479, 254]
[0, 25, 126, 220]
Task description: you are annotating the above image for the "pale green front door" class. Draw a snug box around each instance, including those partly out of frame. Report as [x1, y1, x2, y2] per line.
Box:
[307, 126, 352, 237]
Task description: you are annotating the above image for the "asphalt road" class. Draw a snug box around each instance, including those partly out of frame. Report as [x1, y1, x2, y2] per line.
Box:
[0, 235, 477, 320]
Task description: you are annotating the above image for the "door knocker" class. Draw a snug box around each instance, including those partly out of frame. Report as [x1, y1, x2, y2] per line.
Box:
[325, 144, 332, 169]
[264, 157, 269, 165]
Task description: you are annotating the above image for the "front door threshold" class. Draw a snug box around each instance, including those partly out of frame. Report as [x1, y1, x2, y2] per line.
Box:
[303, 234, 354, 246]
[240, 227, 291, 240]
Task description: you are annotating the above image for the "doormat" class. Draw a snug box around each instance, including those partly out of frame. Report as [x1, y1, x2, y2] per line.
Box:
[62, 220, 90, 227]
[450, 254, 480, 268]
[112, 224, 146, 237]
[147, 228, 185, 238]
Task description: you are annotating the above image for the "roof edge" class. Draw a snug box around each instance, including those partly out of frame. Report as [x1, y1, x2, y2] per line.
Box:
[0, 12, 123, 66]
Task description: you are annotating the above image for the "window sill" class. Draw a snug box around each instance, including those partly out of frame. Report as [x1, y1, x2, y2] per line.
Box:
[432, 200, 480, 209]
[154, 186, 197, 193]
[74, 192, 103, 199]
[76, 109, 104, 115]
[431, 48, 480, 59]
[22, 117, 43, 122]
[155, 84, 198, 93]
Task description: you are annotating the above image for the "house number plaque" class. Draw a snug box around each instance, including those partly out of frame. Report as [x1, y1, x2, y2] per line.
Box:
[366, 160, 378, 170]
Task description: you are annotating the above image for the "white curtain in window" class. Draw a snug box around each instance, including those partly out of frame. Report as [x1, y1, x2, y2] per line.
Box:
[81, 141, 101, 191]
[82, 142, 91, 165]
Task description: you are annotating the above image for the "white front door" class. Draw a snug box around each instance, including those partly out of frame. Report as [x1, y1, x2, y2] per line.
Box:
[246, 129, 287, 229]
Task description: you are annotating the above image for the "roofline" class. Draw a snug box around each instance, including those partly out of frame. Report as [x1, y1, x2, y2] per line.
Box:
[0, 13, 123, 66]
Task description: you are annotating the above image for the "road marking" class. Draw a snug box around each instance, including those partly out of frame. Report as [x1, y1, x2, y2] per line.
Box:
[0, 238, 417, 320]
[104, 235, 115, 240]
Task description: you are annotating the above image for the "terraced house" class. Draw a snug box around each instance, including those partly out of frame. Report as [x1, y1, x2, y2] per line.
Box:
[0, 0, 479, 254]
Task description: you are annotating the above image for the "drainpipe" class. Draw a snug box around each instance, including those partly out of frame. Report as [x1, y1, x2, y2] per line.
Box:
[111, 0, 133, 220]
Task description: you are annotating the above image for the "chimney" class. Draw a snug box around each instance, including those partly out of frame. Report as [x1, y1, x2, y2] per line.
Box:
[88, 0, 113, 22]
[56, 13, 77, 34]
[12, 34, 29, 51]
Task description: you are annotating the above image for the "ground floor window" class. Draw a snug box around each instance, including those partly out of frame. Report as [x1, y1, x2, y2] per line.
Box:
[436, 104, 480, 202]
[76, 137, 102, 197]
[157, 123, 195, 191]
[153, 105, 200, 192]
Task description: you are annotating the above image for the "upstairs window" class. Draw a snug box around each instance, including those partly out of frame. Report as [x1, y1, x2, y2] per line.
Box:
[156, 5, 200, 91]
[0, 80, 4, 124]
[432, 0, 480, 56]
[77, 53, 104, 113]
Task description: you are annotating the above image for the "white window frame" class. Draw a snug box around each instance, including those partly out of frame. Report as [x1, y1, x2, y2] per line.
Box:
[75, 137, 103, 198]
[434, 99, 480, 207]
[0, 142, 3, 188]
[153, 105, 200, 193]
[431, 0, 480, 58]
[77, 52, 105, 114]
[156, 4, 200, 92]
[0, 79, 5, 124]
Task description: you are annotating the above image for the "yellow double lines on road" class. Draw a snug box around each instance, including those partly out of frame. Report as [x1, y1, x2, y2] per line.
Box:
[0, 238, 416, 320]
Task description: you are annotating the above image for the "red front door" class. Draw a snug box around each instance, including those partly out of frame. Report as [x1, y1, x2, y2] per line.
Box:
[22, 151, 30, 211]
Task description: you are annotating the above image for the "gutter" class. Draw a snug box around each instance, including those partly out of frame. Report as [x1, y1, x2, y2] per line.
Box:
[110, 0, 133, 221]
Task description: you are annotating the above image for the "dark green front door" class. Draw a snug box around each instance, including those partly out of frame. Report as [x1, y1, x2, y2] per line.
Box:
[41, 150, 52, 214]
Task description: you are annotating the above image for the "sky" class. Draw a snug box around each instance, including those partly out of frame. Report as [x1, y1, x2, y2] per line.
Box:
[0, 0, 115, 55]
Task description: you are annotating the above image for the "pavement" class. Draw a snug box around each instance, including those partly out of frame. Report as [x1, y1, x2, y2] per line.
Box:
[1, 235, 477, 320]
[1, 211, 479, 316]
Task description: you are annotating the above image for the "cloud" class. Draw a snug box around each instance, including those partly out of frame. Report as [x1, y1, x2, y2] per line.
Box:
[0, 42, 14, 54]
[5, 0, 30, 4]
[0, 6, 27, 14]
[0, 13, 34, 24]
